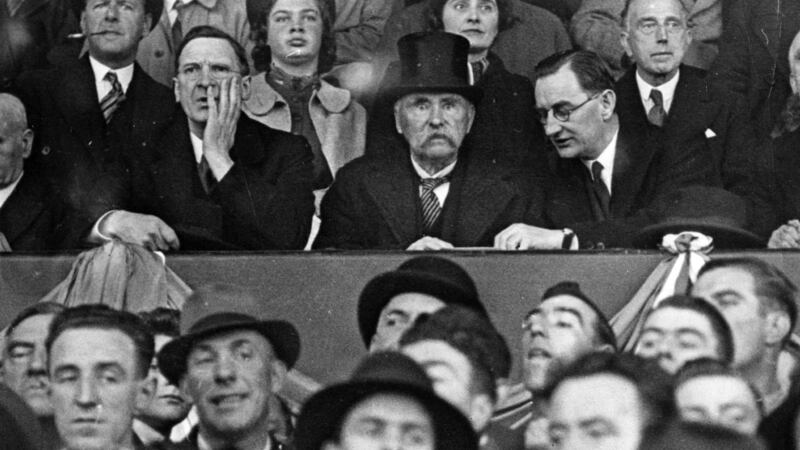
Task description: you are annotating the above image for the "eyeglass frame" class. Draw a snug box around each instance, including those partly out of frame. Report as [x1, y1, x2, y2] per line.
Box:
[535, 92, 604, 125]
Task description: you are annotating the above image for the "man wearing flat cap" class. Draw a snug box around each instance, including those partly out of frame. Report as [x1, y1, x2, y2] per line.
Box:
[357, 255, 489, 353]
[15, 0, 177, 250]
[158, 284, 300, 450]
[294, 351, 478, 450]
[313, 31, 537, 250]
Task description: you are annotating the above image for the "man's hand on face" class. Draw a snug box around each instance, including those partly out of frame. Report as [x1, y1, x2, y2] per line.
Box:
[407, 236, 455, 251]
[202, 77, 239, 180]
[494, 224, 565, 250]
[99, 210, 180, 251]
[768, 220, 800, 249]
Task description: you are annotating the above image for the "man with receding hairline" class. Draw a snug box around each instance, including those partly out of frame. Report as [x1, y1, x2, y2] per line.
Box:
[0, 92, 75, 250]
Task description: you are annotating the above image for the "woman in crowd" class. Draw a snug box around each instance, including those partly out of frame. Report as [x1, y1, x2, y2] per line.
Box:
[246, 0, 366, 246]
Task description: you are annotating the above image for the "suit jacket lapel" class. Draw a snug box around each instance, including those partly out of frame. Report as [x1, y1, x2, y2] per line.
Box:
[610, 125, 654, 217]
[364, 154, 421, 245]
[55, 57, 108, 164]
[0, 175, 44, 244]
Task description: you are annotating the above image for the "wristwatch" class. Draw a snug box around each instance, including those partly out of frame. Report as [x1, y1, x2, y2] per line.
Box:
[561, 228, 575, 250]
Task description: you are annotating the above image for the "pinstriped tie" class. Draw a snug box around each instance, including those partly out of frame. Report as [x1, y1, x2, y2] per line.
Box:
[420, 177, 448, 234]
[100, 72, 125, 124]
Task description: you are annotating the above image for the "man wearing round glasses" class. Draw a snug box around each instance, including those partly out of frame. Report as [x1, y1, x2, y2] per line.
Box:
[126, 25, 315, 250]
[494, 49, 716, 249]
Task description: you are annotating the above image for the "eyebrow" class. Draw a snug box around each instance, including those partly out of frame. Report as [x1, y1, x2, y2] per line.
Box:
[577, 417, 614, 429]
[529, 306, 585, 325]
[383, 309, 412, 320]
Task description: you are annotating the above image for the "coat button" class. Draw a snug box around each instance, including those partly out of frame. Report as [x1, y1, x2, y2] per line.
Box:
[41, 146, 51, 155]
[155, 50, 164, 58]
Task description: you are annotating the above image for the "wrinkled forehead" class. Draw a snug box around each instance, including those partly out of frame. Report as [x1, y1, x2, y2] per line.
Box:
[178, 37, 240, 69]
[396, 92, 472, 107]
[626, 0, 688, 22]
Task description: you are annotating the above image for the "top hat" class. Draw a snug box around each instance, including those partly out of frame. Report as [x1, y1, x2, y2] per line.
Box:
[294, 351, 478, 450]
[158, 284, 301, 386]
[633, 186, 764, 249]
[358, 256, 487, 347]
[70, 0, 163, 32]
[384, 31, 482, 104]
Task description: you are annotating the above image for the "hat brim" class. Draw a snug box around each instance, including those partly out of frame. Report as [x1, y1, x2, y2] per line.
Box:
[358, 271, 485, 347]
[294, 379, 478, 450]
[385, 85, 482, 105]
[633, 222, 765, 249]
[70, 0, 163, 31]
[158, 319, 300, 386]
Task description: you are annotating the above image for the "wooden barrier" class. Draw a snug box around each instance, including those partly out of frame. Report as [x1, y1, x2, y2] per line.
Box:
[3, 250, 800, 385]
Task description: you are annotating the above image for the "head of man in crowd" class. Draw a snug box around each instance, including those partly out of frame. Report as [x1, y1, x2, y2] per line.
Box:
[295, 351, 478, 450]
[45, 304, 155, 450]
[546, 352, 675, 450]
[691, 257, 796, 410]
[620, 0, 692, 87]
[158, 284, 300, 449]
[674, 358, 763, 436]
[358, 256, 488, 352]
[522, 281, 617, 396]
[135, 308, 190, 442]
[174, 26, 252, 138]
[399, 305, 510, 436]
[0, 93, 33, 189]
[389, 32, 478, 176]
[77, 0, 160, 68]
[533, 50, 619, 161]
[1, 302, 65, 418]
[634, 295, 735, 374]
[641, 420, 767, 450]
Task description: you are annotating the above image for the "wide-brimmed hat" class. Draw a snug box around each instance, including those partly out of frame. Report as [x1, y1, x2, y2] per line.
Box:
[70, 0, 163, 32]
[158, 284, 300, 386]
[384, 31, 482, 104]
[294, 351, 478, 450]
[358, 256, 487, 347]
[633, 186, 764, 249]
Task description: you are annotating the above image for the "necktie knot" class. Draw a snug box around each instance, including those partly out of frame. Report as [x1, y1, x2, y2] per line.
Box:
[647, 88, 666, 127]
[591, 161, 604, 182]
[650, 88, 663, 106]
[100, 71, 124, 124]
[420, 177, 448, 191]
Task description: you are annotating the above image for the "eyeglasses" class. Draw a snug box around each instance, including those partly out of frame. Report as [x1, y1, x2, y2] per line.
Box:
[536, 93, 601, 124]
[635, 19, 686, 35]
[178, 63, 241, 82]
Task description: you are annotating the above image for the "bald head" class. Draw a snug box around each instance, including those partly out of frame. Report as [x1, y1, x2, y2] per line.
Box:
[0, 93, 32, 188]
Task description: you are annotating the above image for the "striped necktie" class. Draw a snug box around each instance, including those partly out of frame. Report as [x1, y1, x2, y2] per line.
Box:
[420, 177, 448, 234]
[100, 71, 125, 124]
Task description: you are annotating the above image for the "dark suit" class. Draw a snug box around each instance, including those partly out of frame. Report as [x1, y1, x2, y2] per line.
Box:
[537, 122, 718, 248]
[168, 427, 292, 449]
[15, 56, 175, 237]
[130, 111, 315, 251]
[314, 143, 536, 249]
[615, 65, 756, 194]
[0, 172, 77, 251]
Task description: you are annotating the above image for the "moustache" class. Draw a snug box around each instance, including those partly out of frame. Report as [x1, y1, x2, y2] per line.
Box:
[423, 133, 456, 148]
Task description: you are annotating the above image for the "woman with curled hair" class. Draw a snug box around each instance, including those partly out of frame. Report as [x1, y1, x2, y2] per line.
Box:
[244, 0, 366, 246]
[368, 0, 543, 167]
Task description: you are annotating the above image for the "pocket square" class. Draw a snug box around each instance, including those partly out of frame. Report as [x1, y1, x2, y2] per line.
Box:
[705, 128, 717, 138]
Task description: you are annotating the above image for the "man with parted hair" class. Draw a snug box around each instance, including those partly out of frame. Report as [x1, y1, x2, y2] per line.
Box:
[691, 257, 800, 449]
[495, 49, 716, 250]
[45, 304, 158, 450]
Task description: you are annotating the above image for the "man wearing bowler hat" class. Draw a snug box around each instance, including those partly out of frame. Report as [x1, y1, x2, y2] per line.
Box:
[313, 31, 537, 250]
[158, 284, 300, 450]
[15, 0, 177, 250]
[357, 255, 489, 353]
[294, 351, 478, 450]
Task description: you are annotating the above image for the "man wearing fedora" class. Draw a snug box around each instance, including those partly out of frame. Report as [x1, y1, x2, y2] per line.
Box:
[313, 31, 537, 250]
[357, 255, 489, 353]
[158, 284, 300, 450]
[494, 49, 718, 250]
[294, 351, 478, 450]
[15, 0, 178, 249]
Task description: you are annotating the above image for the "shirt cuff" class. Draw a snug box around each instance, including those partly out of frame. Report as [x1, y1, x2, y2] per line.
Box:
[88, 210, 117, 244]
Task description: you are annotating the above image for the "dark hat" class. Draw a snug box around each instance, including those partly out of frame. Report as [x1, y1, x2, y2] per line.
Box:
[158, 284, 300, 386]
[294, 351, 478, 450]
[385, 31, 482, 104]
[70, 0, 163, 32]
[633, 186, 764, 249]
[358, 256, 487, 347]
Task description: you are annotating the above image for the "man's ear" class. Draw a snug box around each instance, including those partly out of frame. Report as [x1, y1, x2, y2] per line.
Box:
[21, 128, 33, 159]
[620, 29, 633, 58]
[469, 393, 494, 433]
[240, 75, 252, 101]
[394, 100, 404, 134]
[465, 103, 476, 133]
[599, 89, 616, 120]
[173, 77, 181, 103]
[134, 375, 157, 413]
[140, 14, 152, 40]
[765, 311, 792, 346]
[270, 360, 288, 393]
[596, 343, 615, 354]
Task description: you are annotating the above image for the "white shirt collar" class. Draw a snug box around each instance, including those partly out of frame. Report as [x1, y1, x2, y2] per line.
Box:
[0, 172, 23, 210]
[635, 68, 680, 114]
[88, 56, 134, 100]
[410, 157, 457, 179]
[197, 431, 272, 450]
[582, 129, 618, 195]
[189, 132, 203, 164]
